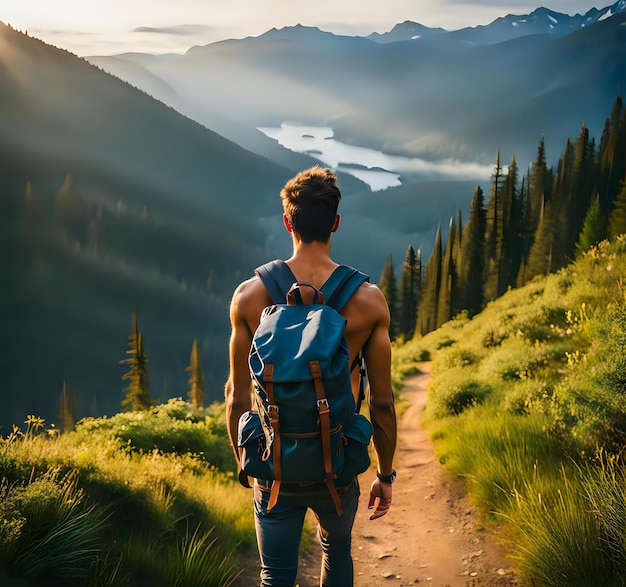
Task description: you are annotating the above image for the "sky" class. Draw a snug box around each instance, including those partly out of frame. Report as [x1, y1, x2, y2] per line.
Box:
[0, 0, 609, 56]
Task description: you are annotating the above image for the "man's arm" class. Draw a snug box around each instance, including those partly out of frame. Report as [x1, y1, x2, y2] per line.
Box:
[363, 290, 397, 520]
[224, 284, 254, 463]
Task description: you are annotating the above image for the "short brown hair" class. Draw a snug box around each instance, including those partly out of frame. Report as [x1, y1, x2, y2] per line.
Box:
[280, 167, 341, 243]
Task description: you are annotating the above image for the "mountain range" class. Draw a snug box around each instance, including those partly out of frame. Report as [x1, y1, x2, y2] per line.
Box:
[370, 1, 626, 44]
[87, 1, 626, 173]
[1, 2, 626, 430]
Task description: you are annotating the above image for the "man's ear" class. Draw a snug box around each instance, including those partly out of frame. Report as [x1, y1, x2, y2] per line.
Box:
[283, 214, 293, 233]
[331, 214, 341, 233]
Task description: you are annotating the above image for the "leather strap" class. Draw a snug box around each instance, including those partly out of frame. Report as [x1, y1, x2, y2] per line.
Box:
[264, 364, 282, 511]
[310, 360, 343, 516]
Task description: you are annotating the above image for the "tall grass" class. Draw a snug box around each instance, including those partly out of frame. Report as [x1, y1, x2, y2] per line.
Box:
[504, 470, 612, 587]
[0, 468, 107, 580]
[0, 401, 253, 585]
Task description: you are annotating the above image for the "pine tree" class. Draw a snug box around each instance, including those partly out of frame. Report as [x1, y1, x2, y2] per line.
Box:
[437, 217, 456, 327]
[457, 186, 486, 316]
[398, 245, 420, 340]
[417, 226, 442, 336]
[120, 312, 154, 411]
[519, 137, 553, 286]
[378, 255, 399, 340]
[599, 95, 625, 213]
[524, 195, 554, 280]
[562, 123, 597, 260]
[500, 155, 523, 293]
[186, 339, 206, 409]
[576, 195, 605, 256]
[608, 179, 626, 239]
[484, 151, 505, 301]
[59, 381, 76, 434]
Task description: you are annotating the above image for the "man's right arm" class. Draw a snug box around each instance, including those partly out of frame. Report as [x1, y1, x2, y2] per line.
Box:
[224, 283, 254, 464]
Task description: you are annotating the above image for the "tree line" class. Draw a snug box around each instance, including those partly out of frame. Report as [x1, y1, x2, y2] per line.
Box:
[58, 311, 206, 432]
[379, 94, 626, 340]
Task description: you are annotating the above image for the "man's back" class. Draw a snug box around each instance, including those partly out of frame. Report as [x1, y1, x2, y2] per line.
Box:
[232, 259, 390, 403]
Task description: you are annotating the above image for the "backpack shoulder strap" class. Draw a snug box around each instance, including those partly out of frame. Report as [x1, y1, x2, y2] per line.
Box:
[254, 260, 297, 305]
[321, 265, 370, 312]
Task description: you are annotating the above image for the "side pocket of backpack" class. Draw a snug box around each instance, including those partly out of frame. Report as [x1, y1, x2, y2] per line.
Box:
[337, 413, 373, 484]
[237, 411, 272, 485]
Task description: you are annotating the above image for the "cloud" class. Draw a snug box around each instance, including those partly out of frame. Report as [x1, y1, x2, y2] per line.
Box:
[132, 24, 215, 36]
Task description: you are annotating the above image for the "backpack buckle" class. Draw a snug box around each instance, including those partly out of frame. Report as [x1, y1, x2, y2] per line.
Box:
[317, 398, 330, 414]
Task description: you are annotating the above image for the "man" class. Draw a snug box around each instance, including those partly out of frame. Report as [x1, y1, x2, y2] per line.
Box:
[225, 166, 397, 586]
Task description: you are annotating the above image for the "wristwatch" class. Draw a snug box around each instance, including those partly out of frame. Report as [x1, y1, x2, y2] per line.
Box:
[377, 469, 397, 484]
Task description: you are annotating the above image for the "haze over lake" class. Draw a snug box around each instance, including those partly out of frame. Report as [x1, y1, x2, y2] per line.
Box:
[258, 123, 494, 190]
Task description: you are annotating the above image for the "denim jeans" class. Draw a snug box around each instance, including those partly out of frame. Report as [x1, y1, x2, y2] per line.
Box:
[253, 480, 360, 587]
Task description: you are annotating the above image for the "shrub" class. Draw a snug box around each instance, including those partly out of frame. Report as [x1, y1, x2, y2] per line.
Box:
[427, 369, 491, 417]
[74, 399, 234, 473]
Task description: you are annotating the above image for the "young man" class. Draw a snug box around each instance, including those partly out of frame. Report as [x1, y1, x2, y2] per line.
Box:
[225, 166, 397, 587]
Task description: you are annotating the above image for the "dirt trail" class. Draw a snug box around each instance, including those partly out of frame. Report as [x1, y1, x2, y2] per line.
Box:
[233, 363, 520, 587]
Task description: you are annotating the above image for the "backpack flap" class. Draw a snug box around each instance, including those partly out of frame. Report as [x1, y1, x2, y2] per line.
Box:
[250, 304, 348, 384]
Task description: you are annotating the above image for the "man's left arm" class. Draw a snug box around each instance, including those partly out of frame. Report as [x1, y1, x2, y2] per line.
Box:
[363, 290, 397, 520]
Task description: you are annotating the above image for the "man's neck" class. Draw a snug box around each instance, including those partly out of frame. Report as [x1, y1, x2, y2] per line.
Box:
[286, 239, 337, 279]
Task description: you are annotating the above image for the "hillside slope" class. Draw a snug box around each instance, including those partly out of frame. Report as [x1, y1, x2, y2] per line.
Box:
[0, 23, 292, 431]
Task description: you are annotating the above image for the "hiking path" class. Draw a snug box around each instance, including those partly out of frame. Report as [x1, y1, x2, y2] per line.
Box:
[233, 363, 521, 587]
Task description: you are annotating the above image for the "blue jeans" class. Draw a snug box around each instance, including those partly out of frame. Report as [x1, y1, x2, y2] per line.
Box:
[253, 480, 360, 587]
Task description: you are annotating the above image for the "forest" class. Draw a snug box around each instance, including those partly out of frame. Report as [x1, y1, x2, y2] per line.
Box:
[379, 94, 626, 342]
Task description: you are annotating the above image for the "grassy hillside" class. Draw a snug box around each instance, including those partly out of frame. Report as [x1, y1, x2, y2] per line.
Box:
[0, 400, 252, 586]
[394, 236, 626, 586]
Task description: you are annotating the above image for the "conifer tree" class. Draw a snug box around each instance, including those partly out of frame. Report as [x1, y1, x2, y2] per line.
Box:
[562, 123, 597, 259]
[417, 226, 442, 336]
[59, 381, 76, 434]
[378, 255, 399, 340]
[458, 186, 486, 316]
[186, 339, 206, 409]
[500, 155, 523, 293]
[120, 312, 154, 411]
[528, 136, 552, 229]
[518, 137, 553, 286]
[437, 217, 456, 327]
[608, 179, 626, 239]
[524, 195, 554, 280]
[599, 94, 625, 213]
[484, 151, 505, 301]
[576, 194, 605, 256]
[398, 245, 420, 340]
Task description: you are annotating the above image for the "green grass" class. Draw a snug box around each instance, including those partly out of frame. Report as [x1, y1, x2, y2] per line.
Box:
[396, 236, 626, 585]
[0, 402, 252, 586]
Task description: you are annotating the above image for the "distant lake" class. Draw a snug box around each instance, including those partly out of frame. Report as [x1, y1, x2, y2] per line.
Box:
[257, 123, 493, 191]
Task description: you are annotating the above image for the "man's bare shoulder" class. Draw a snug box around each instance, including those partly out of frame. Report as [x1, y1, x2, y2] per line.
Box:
[353, 281, 388, 306]
[230, 276, 272, 325]
[344, 280, 390, 320]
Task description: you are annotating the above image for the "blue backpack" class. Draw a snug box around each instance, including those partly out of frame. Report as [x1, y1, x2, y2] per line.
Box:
[237, 260, 373, 515]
